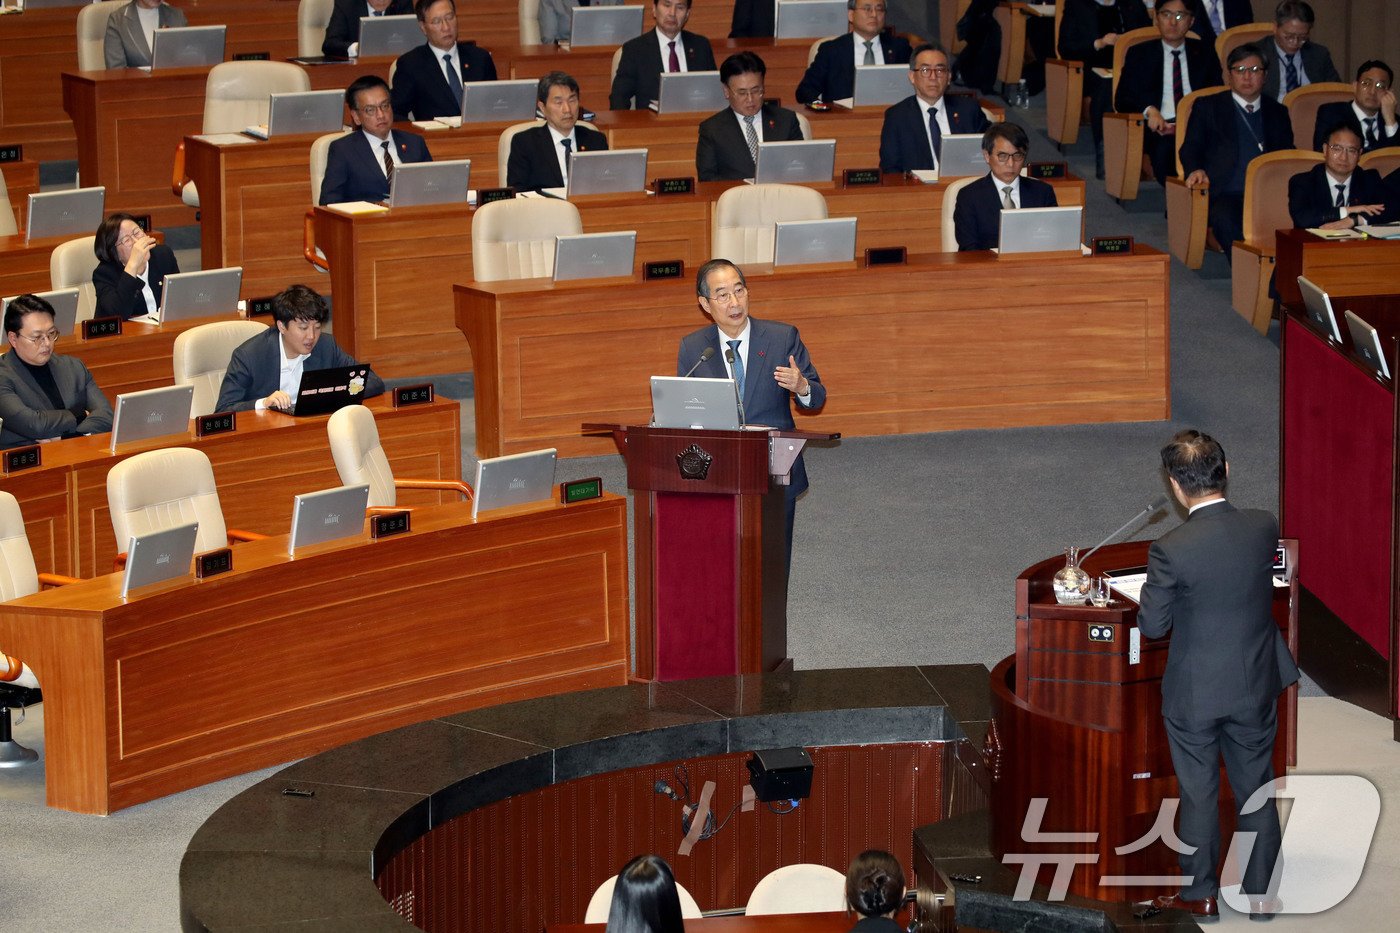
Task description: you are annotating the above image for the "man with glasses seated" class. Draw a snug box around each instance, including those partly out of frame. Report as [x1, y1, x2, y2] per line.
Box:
[1259, 0, 1338, 103]
[0, 294, 113, 448]
[321, 75, 432, 205]
[1313, 61, 1398, 153]
[1289, 120, 1390, 230]
[389, 0, 497, 122]
[952, 123, 1058, 251]
[696, 52, 803, 181]
[879, 42, 990, 175]
[795, 1, 911, 106]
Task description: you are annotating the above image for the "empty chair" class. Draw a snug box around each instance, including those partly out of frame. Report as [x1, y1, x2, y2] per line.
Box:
[1214, 22, 1274, 67]
[298, 0, 335, 58]
[939, 175, 981, 252]
[172, 320, 270, 417]
[582, 873, 703, 923]
[0, 172, 16, 238]
[1284, 82, 1356, 152]
[746, 863, 847, 915]
[711, 184, 828, 265]
[75, 1, 127, 71]
[303, 130, 349, 273]
[1360, 147, 1400, 177]
[327, 405, 474, 509]
[471, 197, 583, 281]
[49, 236, 100, 323]
[519, 0, 542, 46]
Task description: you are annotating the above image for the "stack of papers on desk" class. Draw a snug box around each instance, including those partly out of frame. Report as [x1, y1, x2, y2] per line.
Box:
[325, 201, 389, 215]
[1364, 223, 1400, 239]
[194, 133, 257, 145]
[243, 125, 270, 139]
[910, 169, 939, 184]
[1306, 227, 1366, 239]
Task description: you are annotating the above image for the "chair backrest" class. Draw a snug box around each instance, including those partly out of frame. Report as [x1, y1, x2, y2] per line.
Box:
[498, 119, 544, 186]
[49, 236, 99, 323]
[106, 448, 229, 554]
[0, 173, 16, 238]
[1215, 22, 1273, 66]
[327, 405, 397, 508]
[520, 0, 542, 46]
[172, 320, 270, 417]
[1285, 82, 1358, 151]
[745, 864, 848, 916]
[76, 1, 126, 71]
[1242, 148, 1323, 246]
[940, 175, 980, 251]
[1054, 0, 1065, 52]
[204, 61, 312, 134]
[582, 875, 704, 924]
[0, 492, 40, 603]
[1360, 148, 1400, 176]
[711, 184, 828, 265]
[298, 0, 336, 58]
[310, 129, 350, 203]
[794, 110, 812, 140]
[471, 197, 583, 281]
[1173, 86, 1228, 177]
[611, 46, 623, 84]
[1111, 26, 1161, 104]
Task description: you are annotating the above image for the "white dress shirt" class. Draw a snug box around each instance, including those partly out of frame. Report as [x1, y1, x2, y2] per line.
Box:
[1353, 101, 1399, 143]
[548, 123, 577, 184]
[917, 94, 952, 170]
[137, 5, 160, 54]
[655, 28, 688, 71]
[852, 32, 886, 69]
[362, 129, 400, 176]
[135, 264, 157, 317]
[1157, 40, 1192, 120]
[1188, 496, 1226, 514]
[254, 336, 311, 411]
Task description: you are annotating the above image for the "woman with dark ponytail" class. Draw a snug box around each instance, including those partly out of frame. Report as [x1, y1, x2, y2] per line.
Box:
[605, 854, 685, 933]
[845, 849, 906, 931]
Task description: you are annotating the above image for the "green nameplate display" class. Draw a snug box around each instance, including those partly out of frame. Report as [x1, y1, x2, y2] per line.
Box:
[1091, 236, 1135, 256]
[644, 260, 684, 280]
[1026, 161, 1068, 179]
[561, 477, 603, 504]
[653, 176, 694, 195]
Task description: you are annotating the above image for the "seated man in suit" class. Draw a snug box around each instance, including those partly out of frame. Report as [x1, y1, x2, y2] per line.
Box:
[953, 123, 1058, 251]
[0, 294, 113, 448]
[322, 0, 414, 58]
[104, 0, 187, 69]
[795, 1, 912, 105]
[1313, 61, 1398, 153]
[1114, 0, 1224, 186]
[216, 285, 384, 414]
[321, 75, 433, 205]
[1179, 44, 1293, 260]
[879, 42, 990, 174]
[1289, 120, 1388, 229]
[1059, 0, 1153, 178]
[1186, 0, 1253, 49]
[1260, 0, 1339, 102]
[390, 0, 497, 121]
[610, 0, 717, 110]
[728, 0, 773, 39]
[506, 71, 608, 191]
[696, 52, 805, 181]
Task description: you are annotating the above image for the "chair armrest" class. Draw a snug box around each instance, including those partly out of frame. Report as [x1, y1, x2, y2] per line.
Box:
[395, 478, 475, 502]
[1166, 175, 1209, 193]
[37, 573, 82, 587]
[1047, 58, 1083, 71]
[304, 209, 329, 272]
[172, 140, 188, 198]
[365, 506, 407, 517]
[977, 97, 1005, 122]
[1233, 241, 1276, 260]
[226, 529, 269, 542]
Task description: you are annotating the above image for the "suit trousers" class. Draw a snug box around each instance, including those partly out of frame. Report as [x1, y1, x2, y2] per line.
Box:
[1207, 192, 1246, 263]
[1144, 129, 1177, 186]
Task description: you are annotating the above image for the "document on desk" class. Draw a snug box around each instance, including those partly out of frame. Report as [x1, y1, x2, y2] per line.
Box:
[325, 201, 390, 215]
[195, 133, 257, 145]
[1306, 227, 1366, 239]
[1104, 567, 1147, 603]
[910, 169, 939, 184]
[1363, 223, 1400, 240]
[1027, 3, 1056, 15]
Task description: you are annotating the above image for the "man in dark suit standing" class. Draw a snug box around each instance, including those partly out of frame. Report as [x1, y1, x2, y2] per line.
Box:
[0, 294, 113, 448]
[1186, 0, 1253, 49]
[1259, 0, 1338, 103]
[953, 123, 1058, 251]
[390, 0, 497, 121]
[1289, 120, 1389, 229]
[609, 0, 717, 109]
[1312, 61, 1398, 152]
[795, 2, 912, 105]
[322, 0, 414, 58]
[696, 52, 804, 181]
[1138, 429, 1298, 924]
[1114, 0, 1223, 186]
[728, 0, 773, 38]
[506, 72, 609, 191]
[1179, 44, 1293, 260]
[879, 42, 990, 174]
[321, 76, 432, 205]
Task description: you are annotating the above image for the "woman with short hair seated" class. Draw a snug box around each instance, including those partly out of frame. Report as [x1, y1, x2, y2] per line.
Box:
[845, 849, 906, 931]
[91, 212, 180, 321]
[606, 854, 685, 933]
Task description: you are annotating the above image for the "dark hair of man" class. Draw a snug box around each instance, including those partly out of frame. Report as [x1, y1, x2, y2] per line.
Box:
[1322, 118, 1364, 150]
[605, 855, 684, 933]
[345, 74, 391, 112]
[720, 51, 766, 84]
[1273, 1, 1315, 26]
[1355, 59, 1394, 85]
[93, 212, 140, 265]
[414, 0, 453, 20]
[908, 41, 948, 69]
[982, 121, 1030, 154]
[695, 258, 745, 297]
[1160, 429, 1228, 496]
[536, 70, 580, 104]
[845, 849, 906, 918]
[1156, 0, 1190, 10]
[272, 284, 330, 327]
[4, 294, 56, 335]
[1228, 43, 1267, 71]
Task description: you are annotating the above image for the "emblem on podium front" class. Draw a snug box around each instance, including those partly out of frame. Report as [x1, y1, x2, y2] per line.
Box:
[676, 444, 713, 480]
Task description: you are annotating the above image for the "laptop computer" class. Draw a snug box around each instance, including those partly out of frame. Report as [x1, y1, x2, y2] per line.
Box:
[552, 231, 637, 281]
[262, 90, 345, 137]
[998, 205, 1083, 254]
[25, 188, 104, 243]
[655, 71, 726, 113]
[566, 148, 648, 196]
[852, 64, 911, 107]
[109, 384, 195, 451]
[1298, 276, 1342, 342]
[121, 522, 199, 599]
[2, 288, 79, 336]
[461, 79, 538, 123]
[150, 25, 226, 69]
[357, 14, 423, 58]
[388, 159, 471, 207]
[651, 376, 741, 430]
[289, 484, 370, 555]
[292, 364, 374, 416]
[139, 267, 243, 325]
[937, 133, 988, 177]
[471, 448, 558, 519]
[775, 0, 847, 39]
[753, 139, 836, 184]
[1344, 310, 1392, 379]
[569, 7, 645, 46]
[773, 217, 858, 266]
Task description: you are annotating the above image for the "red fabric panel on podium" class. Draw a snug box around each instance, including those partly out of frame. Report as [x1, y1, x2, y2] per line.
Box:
[653, 491, 739, 679]
[1282, 319, 1394, 658]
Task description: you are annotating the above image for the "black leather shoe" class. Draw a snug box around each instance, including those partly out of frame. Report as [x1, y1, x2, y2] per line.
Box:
[1248, 896, 1281, 922]
[1153, 893, 1220, 923]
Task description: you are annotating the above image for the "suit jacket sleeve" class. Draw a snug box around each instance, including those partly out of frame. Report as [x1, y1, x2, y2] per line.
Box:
[319, 138, 354, 205]
[215, 339, 265, 413]
[696, 119, 721, 182]
[795, 43, 830, 104]
[1114, 44, 1153, 115]
[783, 110, 804, 140]
[322, 0, 356, 57]
[103, 11, 128, 69]
[73, 359, 114, 435]
[0, 363, 78, 441]
[952, 181, 983, 251]
[1136, 537, 1175, 639]
[609, 40, 642, 110]
[1058, 0, 1098, 61]
[878, 108, 901, 174]
[92, 260, 145, 320]
[390, 51, 420, 121]
[1288, 169, 1328, 228]
[785, 327, 825, 410]
[506, 132, 536, 190]
[1177, 96, 1212, 175]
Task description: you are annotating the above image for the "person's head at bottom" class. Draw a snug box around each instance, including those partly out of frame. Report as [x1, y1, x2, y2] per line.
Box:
[845, 849, 905, 922]
[605, 854, 685, 933]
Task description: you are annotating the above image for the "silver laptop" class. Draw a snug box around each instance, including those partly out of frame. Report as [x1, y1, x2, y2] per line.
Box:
[1344, 310, 1392, 379]
[852, 64, 911, 107]
[567, 148, 648, 196]
[774, 217, 857, 266]
[150, 26, 227, 69]
[656, 71, 726, 113]
[998, 205, 1083, 254]
[357, 14, 422, 58]
[1298, 276, 1342, 342]
[121, 522, 199, 599]
[266, 90, 345, 137]
[2, 288, 79, 335]
[461, 79, 538, 123]
[938, 133, 989, 177]
[148, 267, 243, 324]
[289, 484, 370, 554]
[553, 231, 637, 281]
[754, 139, 836, 184]
[109, 384, 195, 451]
[651, 376, 741, 430]
[388, 159, 471, 207]
[472, 448, 558, 519]
[775, 0, 847, 39]
[570, 6, 645, 46]
[26, 187, 104, 243]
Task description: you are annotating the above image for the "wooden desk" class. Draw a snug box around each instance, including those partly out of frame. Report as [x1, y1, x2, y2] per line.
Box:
[457, 247, 1172, 459]
[1, 157, 40, 231]
[0, 229, 77, 297]
[551, 914, 855, 932]
[0, 494, 629, 814]
[1274, 228, 1400, 308]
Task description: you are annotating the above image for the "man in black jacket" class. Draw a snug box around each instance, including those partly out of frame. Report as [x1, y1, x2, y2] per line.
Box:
[1289, 120, 1389, 229]
[506, 72, 609, 191]
[322, 0, 414, 58]
[609, 0, 717, 109]
[795, 1, 912, 105]
[1312, 61, 1398, 153]
[696, 52, 804, 181]
[389, 0, 497, 121]
[1259, 0, 1339, 102]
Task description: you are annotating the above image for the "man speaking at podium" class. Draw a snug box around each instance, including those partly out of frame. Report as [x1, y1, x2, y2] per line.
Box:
[1137, 430, 1298, 923]
[677, 259, 825, 555]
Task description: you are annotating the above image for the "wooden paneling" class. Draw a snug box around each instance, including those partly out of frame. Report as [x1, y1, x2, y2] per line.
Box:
[0, 230, 75, 298]
[1275, 228, 1400, 308]
[1, 158, 40, 231]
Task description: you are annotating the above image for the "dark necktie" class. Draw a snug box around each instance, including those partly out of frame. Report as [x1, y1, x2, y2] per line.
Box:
[743, 114, 759, 163]
[372, 9, 383, 15]
[1284, 54, 1300, 94]
[668, 40, 679, 73]
[382, 140, 394, 182]
[727, 339, 746, 398]
[443, 53, 464, 114]
[863, 40, 875, 67]
[1334, 183, 1346, 209]
[1365, 116, 1379, 147]
[928, 105, 942, 162]
[560, 137, 572, 178]
[1171, 50, 1184, 107]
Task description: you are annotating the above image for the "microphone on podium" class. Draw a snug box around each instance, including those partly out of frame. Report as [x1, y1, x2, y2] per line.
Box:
[724, 347, 747, 427]
[1079, 494, 1170, 565]
[682, 346, 715, 377]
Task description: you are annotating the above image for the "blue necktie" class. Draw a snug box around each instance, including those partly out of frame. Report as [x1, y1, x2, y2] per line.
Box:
[928, 105, 942, 163]
[1207, 1, 1225, 34]
[443, 53, 464, 114]
[727, 339, 746, 399]
[1284, 54, 1300, 94]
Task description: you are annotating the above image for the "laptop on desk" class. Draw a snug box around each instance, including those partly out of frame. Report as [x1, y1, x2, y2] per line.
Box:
[289, 484, 370, 554]
[388, 159, 471, 207]
[26, 188, 104, 243]
[937, 134, 988, 177]
[775, 0, 847, 38]
[553, 231, 637, 281]
[150, 26, 226, 69]
[109, 384, 195, 451]
[1298, 276, 1342, 342]
[569, 7, 645, 47]
[461, 79, 537, 123]
[472, 449, 557, 519]
[651, 376, 742, 430]
[121, 522, 199, 599]
[262, 90, 345, 137]
[655, 71, 725, 113]
[773, 217, 857, 266]
[357, 14, 422, 58]
[566, 149, 648, 196]
[753, 139, 835, 184]
[1344, 310, 1393, 380]
[851, 65, 910, 107]
[292, 365, 374, 417]
[131, 267, 243, 326]
[998, 206, 1082, 254]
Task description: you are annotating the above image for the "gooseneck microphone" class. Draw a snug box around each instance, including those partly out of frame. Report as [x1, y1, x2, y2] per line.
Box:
[724, 348, 747, 427]
[1080, 495, 1170, 565]
[682, 346, 715, 377]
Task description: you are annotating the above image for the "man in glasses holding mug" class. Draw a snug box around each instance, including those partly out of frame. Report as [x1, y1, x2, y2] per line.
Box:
[0, 294, 113, 449]
[952, 123, 1058, 251]
[879, 42, 989, 175]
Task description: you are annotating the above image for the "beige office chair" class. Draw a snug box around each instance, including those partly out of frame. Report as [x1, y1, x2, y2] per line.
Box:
[1232, 149, 1323, 333]
[471, 197, 583, 281]
[1360, 148, 1400, 177]
[519, 0, 542, 46]
[711, 184, 828, 265]
[1285, 82, 1357, 151]
[939, 175, 981, 251]
[303, 130, 349, 273]
[745, 863, 847, 916]
[49, 236, 99, 323]
[583, 874, 703, 923]
[76, 1, 126, 71]
[172, 320, 270, 417]
[794, 110, 813, 140]
[1164, 86, 1228, 269]
[0, 173, 16, 238]
[1101, 26, 1159, 202]
[1215, 22, 1274, 67]
[327, 406, 474, 511]
[1045, 2, 1084, 146]
[298, 0, 336, 58]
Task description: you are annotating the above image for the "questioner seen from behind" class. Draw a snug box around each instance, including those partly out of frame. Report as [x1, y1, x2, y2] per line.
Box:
[389, 0, 498, 121]
[879, 41, 990, 175]
[506, 71, 608, 192]
[609, 0, 717, 110]
[604, 854, 685, 933]
[953, 123, 1058, 252]
[104, 0, 187, 69]
[92, 212, 181, 321]
[695, 52, 804, 182]
[0, 294, 113, 449]
[1288, 120, 1388, 230]
[215, 285, 384, 413]
[323, 0, 414, 59]
[320, 75, 432, 205]
[795, 2, 912, 106]
[845, 849, 906, 931]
